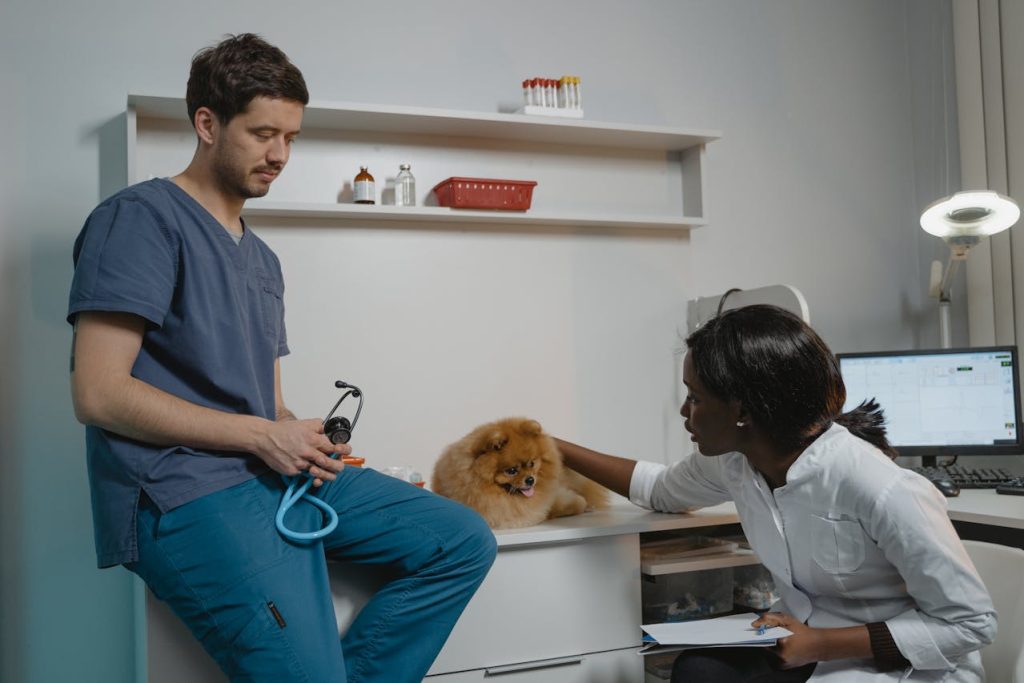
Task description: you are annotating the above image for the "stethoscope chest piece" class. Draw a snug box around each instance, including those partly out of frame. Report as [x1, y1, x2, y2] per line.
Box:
[275, 380, 363, 542]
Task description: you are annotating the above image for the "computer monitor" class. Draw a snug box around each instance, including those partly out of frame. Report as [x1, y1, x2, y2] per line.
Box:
[836, 346, 1023, 463]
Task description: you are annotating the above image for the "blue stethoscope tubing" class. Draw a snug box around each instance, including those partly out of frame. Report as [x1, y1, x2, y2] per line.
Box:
[275, 382, 363, 543]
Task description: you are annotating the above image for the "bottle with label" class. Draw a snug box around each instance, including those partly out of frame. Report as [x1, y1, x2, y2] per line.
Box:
[354, 166, 375, 204]
[394, 164, 416, 207]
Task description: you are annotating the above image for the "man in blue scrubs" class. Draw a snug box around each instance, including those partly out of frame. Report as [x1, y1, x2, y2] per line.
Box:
[68, 33, 496, 682]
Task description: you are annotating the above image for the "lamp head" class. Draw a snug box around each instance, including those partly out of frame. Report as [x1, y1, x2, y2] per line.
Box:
[920, 190, 1019, 240]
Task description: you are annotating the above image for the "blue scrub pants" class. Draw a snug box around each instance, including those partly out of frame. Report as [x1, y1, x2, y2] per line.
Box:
[128, 467, 497, 682]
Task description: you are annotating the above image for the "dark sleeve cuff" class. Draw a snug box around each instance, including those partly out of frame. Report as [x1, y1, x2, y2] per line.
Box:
[866, 622, 910, 672]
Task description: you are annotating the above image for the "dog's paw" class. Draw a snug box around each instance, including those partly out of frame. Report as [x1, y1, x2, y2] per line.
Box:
[548, 491, 588, 519]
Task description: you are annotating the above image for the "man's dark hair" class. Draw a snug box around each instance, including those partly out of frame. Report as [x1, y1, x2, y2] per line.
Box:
[186, 33, 309, 127]
[686, 304, 897, 458]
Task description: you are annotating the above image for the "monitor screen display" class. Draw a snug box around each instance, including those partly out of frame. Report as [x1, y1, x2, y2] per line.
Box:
[836, 346, 1023, 457]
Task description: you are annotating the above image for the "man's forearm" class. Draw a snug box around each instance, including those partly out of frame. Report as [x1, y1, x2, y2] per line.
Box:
[75, 371, 270, 454]
[71, 311, 273, 453]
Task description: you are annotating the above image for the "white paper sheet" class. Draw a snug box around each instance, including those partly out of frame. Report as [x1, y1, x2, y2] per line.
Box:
[641, 612, 793, 647]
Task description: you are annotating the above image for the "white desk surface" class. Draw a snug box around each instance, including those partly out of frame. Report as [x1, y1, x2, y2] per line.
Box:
[945, 489, 1024, 530]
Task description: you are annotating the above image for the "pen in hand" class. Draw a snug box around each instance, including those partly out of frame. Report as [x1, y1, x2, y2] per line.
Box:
[757, 624, 774, 636]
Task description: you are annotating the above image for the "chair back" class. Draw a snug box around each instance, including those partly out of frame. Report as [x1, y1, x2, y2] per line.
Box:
[962, 539, 1024, 682]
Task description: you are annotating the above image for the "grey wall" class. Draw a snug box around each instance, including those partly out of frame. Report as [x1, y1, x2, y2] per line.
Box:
[0, 1, 959, 681]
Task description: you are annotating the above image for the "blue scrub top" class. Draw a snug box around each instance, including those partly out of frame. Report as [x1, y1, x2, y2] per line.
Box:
[68, 178, 288, 567]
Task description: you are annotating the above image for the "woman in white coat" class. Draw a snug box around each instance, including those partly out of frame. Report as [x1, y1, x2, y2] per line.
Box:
[557, 304, 995, 682]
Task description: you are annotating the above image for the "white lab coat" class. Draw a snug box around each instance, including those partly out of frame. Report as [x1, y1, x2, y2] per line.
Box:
[629, 423, 996, 681]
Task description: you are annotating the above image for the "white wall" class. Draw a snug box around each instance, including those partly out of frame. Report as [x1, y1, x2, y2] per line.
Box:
[0, 1, 959, 681]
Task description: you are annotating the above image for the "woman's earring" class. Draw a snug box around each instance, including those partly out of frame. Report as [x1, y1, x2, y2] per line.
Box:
[736, 421, 746, 427]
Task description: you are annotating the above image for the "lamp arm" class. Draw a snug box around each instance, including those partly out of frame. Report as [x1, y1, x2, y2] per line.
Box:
[938, 252, 963, 301]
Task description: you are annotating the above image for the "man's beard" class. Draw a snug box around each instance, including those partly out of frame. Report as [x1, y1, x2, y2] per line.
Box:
[212, 147, 272, 200]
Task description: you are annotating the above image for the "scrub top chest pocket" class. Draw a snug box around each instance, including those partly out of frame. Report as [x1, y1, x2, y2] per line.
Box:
[254, 271, 284, 338]
[810, 513, 865, 574]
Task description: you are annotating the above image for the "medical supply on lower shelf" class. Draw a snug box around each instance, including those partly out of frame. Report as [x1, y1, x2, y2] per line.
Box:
[432, 177, 537, 211]
[642, 567, 734, 623]
[394, 164, 416, 206]
[354, 166, 375, 204]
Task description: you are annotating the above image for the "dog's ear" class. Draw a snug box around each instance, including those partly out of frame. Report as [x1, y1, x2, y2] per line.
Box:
[474, 428, 508, 456]
[522, 419, 543, 436]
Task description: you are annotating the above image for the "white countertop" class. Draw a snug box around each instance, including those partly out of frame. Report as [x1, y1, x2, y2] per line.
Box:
[491, 489, 1024, 549]
[492, 497, 740, 548]
[945, 489, 1024, 530]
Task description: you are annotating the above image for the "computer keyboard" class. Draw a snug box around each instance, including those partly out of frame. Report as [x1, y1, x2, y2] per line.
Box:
[910, 466, 1015, 489]
[996, 478, 1024, 496]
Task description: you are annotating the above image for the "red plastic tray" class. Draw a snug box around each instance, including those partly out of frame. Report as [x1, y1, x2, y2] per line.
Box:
[432, 177, 537, 211]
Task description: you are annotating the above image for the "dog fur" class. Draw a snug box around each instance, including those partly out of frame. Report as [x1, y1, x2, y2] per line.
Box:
[431, 417, 609, 529]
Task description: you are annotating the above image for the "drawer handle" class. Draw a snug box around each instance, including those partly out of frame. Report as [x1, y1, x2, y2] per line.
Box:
[484, 655, 584, 676]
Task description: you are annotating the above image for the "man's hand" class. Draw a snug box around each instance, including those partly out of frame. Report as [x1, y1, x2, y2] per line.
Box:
[751, 612, 826, 669]
[255, 418, 351, 486]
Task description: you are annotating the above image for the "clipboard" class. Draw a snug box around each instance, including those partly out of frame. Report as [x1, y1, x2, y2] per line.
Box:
[639, 613, 792, 655]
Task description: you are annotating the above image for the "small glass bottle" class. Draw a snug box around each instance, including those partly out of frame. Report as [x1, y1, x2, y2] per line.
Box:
[394, 164, 416, 207]
[354, 166, 375, 204]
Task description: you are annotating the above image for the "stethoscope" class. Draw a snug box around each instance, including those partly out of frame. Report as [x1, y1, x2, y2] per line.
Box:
[275, 380, 363, 543]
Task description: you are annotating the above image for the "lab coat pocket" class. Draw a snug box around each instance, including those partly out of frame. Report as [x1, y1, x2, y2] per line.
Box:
[810, 514, 865, 573]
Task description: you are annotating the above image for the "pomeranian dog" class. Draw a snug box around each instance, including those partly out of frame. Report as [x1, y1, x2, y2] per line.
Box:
[431, 417, 609, 529]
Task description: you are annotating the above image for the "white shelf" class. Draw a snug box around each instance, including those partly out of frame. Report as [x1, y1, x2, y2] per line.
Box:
[128, 94, 719, 232]
[127, 94, 719, 152]
[641, 549, 762, 576]
[243, 200, 708, 231]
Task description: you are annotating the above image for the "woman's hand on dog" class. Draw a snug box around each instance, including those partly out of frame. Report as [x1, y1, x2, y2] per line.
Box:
[255, 418, 351, 486]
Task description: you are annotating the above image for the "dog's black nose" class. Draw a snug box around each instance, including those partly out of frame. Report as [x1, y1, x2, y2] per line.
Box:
[525, 476, 535, 486]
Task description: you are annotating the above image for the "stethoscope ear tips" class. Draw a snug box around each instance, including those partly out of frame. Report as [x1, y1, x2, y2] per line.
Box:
[335, 380, 361, 397]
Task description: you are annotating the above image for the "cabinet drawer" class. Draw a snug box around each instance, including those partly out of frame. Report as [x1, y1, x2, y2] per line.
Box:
[427, 646, 642, 682]
[429, 534, 642, 675]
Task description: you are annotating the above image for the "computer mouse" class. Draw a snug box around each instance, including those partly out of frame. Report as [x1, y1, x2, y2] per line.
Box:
[933, 479, 960, 497]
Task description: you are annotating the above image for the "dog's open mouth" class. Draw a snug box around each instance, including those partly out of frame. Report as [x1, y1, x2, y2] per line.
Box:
[503, 484, 535, 497]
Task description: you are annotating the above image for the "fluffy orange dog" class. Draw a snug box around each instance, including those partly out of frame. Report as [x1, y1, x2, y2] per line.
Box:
[431, 417, 609, 529]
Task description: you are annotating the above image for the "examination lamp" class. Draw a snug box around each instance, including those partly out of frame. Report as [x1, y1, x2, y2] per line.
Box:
[921, 190, 1020, 348]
